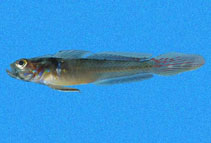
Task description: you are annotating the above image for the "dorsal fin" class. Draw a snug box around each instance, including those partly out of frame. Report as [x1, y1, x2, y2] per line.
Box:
[87, 52, 152, 61]
[54, 50, 91, 59]
[36, 50, 91, 59]
[35, 50, 151, 61]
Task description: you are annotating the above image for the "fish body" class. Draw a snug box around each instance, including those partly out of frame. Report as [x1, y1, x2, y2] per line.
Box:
[46, 59, 152, 85]
[7, 50, 205, 92]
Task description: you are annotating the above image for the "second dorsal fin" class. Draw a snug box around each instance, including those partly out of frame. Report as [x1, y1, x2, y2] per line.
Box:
[87, 52, 152, 61]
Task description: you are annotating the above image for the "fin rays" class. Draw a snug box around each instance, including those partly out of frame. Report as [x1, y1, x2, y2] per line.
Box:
[94, 73, 153, 85]
[87, 52, 152, 61]
[152, 53, 205, 75]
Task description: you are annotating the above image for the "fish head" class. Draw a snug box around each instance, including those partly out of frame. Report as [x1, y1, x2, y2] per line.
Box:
[6, 58, 37, 82]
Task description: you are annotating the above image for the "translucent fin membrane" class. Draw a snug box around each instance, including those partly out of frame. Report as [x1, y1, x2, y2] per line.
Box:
[37, 50, 152, 61]
[151, 52, 205, 76]
[94, 73, 153, 85]
[87, 52, 152, 61]
[48, 85, 80, 92]
[54, 50, 90, 59]
[37, 50, 90, 59]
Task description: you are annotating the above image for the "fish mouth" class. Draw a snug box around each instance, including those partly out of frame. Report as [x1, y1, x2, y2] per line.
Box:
[6, 65, 18, 79]
[6, 69, 17, 78]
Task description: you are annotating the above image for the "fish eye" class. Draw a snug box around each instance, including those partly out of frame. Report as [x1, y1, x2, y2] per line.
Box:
[16, 59, 27, 69]
[19, 60, 24, 65]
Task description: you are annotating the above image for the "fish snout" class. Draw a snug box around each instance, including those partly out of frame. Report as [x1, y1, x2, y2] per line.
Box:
[6, 64, 18, 79]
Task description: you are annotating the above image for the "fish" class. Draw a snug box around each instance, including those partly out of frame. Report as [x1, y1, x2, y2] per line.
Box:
[6, 50, 205, 92]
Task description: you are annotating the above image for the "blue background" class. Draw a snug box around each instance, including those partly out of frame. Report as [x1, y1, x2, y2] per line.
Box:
[0, 1, 210, 143]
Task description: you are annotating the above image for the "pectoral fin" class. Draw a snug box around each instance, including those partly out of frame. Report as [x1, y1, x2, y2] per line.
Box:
[48, 85, 80, 92]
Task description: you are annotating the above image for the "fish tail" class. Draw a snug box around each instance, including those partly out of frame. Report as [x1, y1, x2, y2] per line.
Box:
[150, 52, 205, 76]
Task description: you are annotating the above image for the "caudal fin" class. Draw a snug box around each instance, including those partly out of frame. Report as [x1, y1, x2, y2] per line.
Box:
[151, 52, 205, 76]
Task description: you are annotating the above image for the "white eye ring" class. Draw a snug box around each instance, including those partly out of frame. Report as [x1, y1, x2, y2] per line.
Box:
[16, 59, 27, 69]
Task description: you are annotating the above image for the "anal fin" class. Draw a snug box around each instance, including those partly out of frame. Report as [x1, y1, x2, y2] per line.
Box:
[94, 73, 153, 85]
